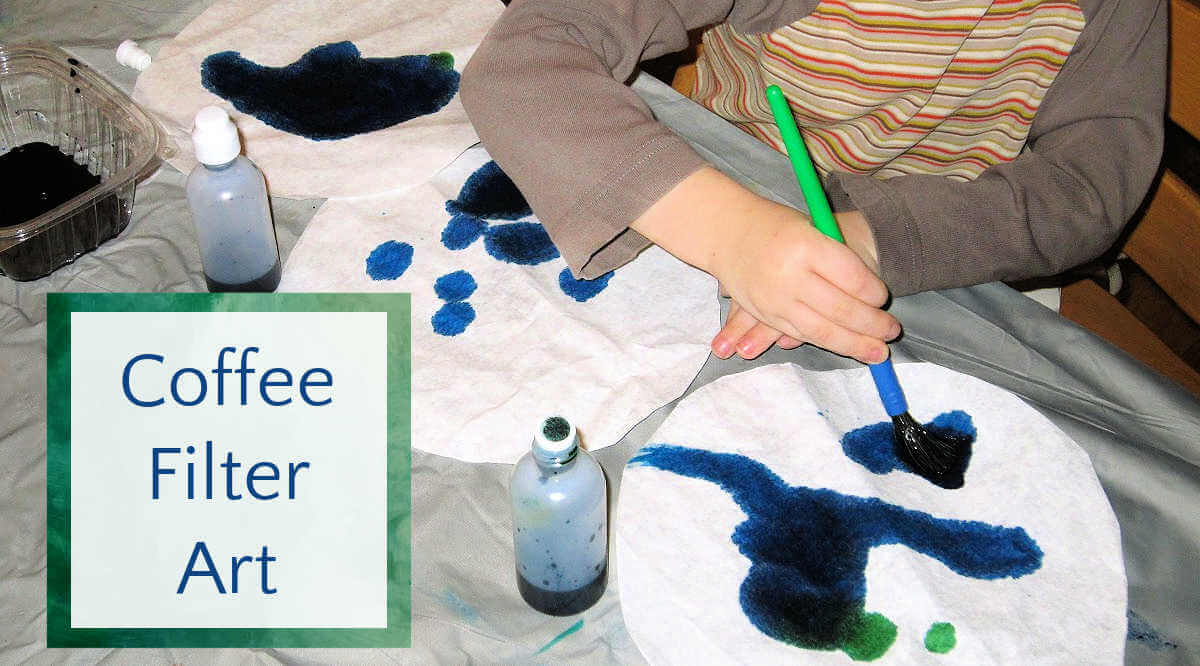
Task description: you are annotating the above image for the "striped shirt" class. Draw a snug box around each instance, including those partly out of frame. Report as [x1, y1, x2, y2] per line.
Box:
[691, 0, 1087, 181]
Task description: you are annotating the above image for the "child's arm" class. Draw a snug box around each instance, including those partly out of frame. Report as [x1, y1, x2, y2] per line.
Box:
[462, 0, 804, 280]
[824, 0, 1167, 297]
[461, 0, 898, 363]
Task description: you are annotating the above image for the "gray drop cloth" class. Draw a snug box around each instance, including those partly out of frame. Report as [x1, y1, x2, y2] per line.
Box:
[1, 3, 1198, 664]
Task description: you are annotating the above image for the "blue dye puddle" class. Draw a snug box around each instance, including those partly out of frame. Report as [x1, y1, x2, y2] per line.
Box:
[842, 411, 975, 489]
[559, 268, 613, 302]
[433, 301, 475, 336]
[630, 445, 1042, 660]
[442, 213, 488, 250]
[435, 270, 477, 302]
[202, 41, 458, 140]
[481, 221, 559, 265]
[365, 240, 413, 280]
[445, 160, 532, 220]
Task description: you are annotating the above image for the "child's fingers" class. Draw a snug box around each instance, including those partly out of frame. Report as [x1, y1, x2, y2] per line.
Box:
[778, 335, 804, 350]
[734, 322, 785, 359]
[776, 299, 890, 364]
[712, 301, 758, 358]
[812, 239, 890, 308]
[794, 272, 901, 342]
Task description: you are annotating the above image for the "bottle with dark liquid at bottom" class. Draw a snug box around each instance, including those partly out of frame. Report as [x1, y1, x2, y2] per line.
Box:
[511, 416, 608, 615]
[185, 106, 281, 293]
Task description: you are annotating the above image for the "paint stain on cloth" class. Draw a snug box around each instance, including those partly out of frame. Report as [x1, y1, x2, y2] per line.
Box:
[202, 42, 458, 140]
[1126, 610, 1179, 651]
[630, 445, 1042, 661]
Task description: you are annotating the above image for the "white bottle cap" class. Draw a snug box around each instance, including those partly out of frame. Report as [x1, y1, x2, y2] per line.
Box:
[116, 40, 152, 71]
[533, 415, 578, 462]
[192, 106, 241, 166]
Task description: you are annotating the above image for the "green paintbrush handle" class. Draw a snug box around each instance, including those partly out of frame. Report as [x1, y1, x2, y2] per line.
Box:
[764, 85, 844, 243]
[766, 84, 907, 408]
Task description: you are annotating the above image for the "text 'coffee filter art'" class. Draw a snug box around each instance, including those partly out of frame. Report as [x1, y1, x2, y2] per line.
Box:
[279, 145, 720, 463]
[133, 0, 502, 198]
[618, 363, 1125, 665]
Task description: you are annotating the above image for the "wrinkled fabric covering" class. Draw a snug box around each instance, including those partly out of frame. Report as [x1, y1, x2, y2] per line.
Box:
[1, 2, 1197, 663]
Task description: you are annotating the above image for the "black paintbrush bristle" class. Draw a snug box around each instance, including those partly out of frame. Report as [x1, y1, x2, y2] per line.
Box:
[891, 413, 972, 489]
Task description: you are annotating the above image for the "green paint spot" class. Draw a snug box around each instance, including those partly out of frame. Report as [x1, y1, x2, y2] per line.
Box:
[924, 622, 956, 654]
[542, 416, 570, 442]
[430, 51, 454, 70]
[841, 611, 898, 661]
[535, 618, 583, 655]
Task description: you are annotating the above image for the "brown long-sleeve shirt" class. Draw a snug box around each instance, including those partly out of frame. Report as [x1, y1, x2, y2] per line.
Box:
[460, 0, 1165, 296]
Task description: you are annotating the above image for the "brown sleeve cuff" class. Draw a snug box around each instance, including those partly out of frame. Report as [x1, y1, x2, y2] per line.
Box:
[556, 133, 709, 279]
[826, 172, 924, 297]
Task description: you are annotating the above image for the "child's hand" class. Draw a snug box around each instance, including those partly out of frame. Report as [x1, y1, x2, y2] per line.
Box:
[712, 210, 891, 360]
[713, 205, 897, 363]
[631, 167, 897, 365]
[712, 298, 804, 359]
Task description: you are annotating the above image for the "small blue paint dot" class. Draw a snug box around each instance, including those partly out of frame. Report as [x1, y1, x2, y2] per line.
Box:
[433, 301, 475, 336]
[435, 270, 477, 302]
[483, 221, 559, 265]
[558, 268, 613, 302]
[442, 213, 487, 250]
[366, 240, 413, 280]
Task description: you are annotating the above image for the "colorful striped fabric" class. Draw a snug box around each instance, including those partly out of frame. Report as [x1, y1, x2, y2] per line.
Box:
[691, 0, 1086, 181]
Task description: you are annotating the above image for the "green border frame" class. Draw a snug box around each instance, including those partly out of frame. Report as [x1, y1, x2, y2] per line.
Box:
[46, 293, 411, 647]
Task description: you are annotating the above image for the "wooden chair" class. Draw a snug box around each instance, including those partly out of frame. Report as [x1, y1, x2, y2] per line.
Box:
[1060, 0, 1200, 397]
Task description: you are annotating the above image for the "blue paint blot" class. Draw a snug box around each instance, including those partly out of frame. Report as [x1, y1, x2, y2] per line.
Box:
[433, 301, 475, 336]
[445, 160, 532, 220]
[441, 213, 487, 250]
[442, 588, 481, 624]
[440, 161, 559, 265]
[202, 42, 458, 140]
[535, 618, 584, 656]
[841, 411, 975, 489]
[365, 240, 413, 280]
[435, 270, 477, 302]
[1127, 610, 1179, 651]
[558, 268, 613, 302]
[629, 445, 1042, 659]
[483, 221, 560, 265]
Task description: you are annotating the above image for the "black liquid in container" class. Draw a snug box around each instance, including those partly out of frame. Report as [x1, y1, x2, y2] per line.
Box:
[185, 106, 280, 293]
[2, 142, 101, 225]
[0, 44, 162, 281]
[511, 416, 608, 616]
[0, 143, 123, 279]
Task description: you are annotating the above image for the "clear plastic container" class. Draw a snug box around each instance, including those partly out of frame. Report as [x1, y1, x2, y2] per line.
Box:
[0, 43, 165, 280]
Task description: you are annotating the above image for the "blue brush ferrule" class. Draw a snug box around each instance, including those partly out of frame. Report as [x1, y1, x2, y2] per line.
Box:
[869, 358, 908, 416]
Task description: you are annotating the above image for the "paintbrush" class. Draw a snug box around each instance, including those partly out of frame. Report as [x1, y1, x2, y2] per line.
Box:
[763, 84, 969, 485]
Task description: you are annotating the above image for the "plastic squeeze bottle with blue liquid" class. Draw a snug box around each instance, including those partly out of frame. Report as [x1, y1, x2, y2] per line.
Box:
[511, 416, 608, 615]
[186, 106, 281, 292]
